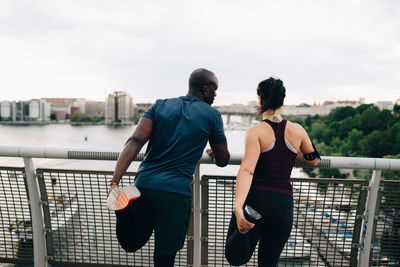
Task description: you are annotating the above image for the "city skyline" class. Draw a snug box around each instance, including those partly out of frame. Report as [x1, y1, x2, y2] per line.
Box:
[1, 0, 399, 105]
[0, 95, 397, 107]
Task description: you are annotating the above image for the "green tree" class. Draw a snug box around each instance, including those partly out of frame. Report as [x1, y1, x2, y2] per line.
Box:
[310, 121, 337, 145]
[310, 121, 326, 141]
[381, 154, 400, 260]
[305, 116, 312, 127]
[339, 142, 352, 157]
[343, 129, 363, 156]
[338, 117, 358, 138]
[328, 121, 340, 134]
[393, 104, 400, 115]
[330, 137, 344, 155]
[318, 168, 348, 179]
[389, 123, 400, 155]
[302, 168, 317, 178]
[71, 112, 83, 122]
[359, 107, 380, 134]
[90, 116, 102, 122]
[356, 104, 375, 114]
[359, 130, 392, 158]
[377, 109, 393, 131]
[315, 141, 335, 156]
[330, 106, 356, 121]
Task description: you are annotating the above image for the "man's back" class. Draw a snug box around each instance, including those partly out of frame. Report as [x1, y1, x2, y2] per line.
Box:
[108, 68, 229, 267]
[134, 95, 226, 196]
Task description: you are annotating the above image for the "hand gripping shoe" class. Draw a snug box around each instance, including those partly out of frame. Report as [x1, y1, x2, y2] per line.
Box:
[107, 184, 141, 211]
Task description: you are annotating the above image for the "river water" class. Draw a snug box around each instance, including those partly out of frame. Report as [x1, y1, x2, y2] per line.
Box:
[0, 123, 248, 175]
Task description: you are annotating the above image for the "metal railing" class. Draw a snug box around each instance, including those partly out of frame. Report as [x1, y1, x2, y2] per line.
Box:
[0, 146, 400, 267]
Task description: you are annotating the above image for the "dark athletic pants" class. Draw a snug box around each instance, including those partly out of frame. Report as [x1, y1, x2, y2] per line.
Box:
[225, 190, 293, 267]
[115, 188, 191, 267]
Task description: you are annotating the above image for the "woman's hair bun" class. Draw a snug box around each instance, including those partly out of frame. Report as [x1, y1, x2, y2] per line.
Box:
[257, 77, 286, 114]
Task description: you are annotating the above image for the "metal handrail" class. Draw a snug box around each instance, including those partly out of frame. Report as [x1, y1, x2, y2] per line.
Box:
[1, 146, 400, 267]
[1, 146, 400, 170]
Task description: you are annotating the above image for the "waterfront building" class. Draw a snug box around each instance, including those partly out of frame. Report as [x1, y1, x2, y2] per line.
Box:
[283, 105, 332, 116]
[11, 102, 17, 121]
[29, 99, 41, 120]
[85, 101, 105, 117]
[1, 101, 26, 121]
[71, 99, 86, 116]
[27, 99, 52, 121]
[216, 99, 364, 118]
[42, 98, 75, 121]
[283, 100, 362, 116]
[0, 101, 12, 120]
[375, 101, 394, 110]
[135, 103, 152, 117]
[40, 100, 51, 121]
[105, 91, 134, 123]
[336, 100, 362, 105]
[71, 99, 105, 120]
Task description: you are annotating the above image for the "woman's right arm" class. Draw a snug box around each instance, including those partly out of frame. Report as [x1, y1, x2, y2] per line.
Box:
[234, 127, 261, 233]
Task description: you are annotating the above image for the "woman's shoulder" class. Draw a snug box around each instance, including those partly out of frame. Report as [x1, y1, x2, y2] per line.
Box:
[246, 121, 274, 137]
[246, 124, 260, 134]
[285, 120, 307, 135]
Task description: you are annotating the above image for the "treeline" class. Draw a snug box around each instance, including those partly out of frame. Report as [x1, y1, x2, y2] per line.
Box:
[288, 104, 400, 180]
[71, 112, 104, 123]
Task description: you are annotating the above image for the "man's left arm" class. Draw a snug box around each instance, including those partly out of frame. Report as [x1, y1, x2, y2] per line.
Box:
[209, 142, 230, 167]
[208, 111, 230, 167]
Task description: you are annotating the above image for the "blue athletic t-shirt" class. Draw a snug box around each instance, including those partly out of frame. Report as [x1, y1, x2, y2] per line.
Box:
[134, 96, 226, 196]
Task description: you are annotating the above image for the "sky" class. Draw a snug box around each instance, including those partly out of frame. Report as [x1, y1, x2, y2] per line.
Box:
[1, 0, 399, 106]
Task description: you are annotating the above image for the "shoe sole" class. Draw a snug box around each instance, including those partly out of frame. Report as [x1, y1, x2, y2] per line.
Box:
[107, 184, 141, 211]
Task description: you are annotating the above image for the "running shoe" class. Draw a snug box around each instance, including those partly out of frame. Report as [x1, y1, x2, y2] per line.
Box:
[107, 184, 141, 211]
[243, 205, 262, 223]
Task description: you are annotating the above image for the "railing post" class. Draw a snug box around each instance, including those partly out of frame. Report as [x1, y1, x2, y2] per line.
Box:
[358, 170, 382, 267]
[350, 184, 368, 267]
[193, 164, 201, 267]
[23, 157, 47, 267]
[201, 176, 209, 266]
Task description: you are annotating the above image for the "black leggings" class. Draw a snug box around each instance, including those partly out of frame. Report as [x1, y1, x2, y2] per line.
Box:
[225, 190, 293, 267]
[115, 188, 191, 267]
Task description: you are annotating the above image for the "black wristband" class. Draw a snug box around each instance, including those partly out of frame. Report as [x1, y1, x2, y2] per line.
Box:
[303, 142, 321, 161]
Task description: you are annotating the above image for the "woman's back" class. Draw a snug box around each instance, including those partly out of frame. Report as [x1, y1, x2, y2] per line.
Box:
[251, 119, 300, 196]
[225, 77, 319, 267]
[255, 119, 304, 153]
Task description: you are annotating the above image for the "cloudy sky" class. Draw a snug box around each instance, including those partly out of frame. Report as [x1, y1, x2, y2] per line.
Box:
[1, 0, 399, 106]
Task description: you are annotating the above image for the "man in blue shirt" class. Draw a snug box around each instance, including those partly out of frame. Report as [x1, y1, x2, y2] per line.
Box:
[107, 68, 230, 267]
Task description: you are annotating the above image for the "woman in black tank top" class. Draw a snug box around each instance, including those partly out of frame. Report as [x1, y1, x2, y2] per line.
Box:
[225, 77, 319, 266]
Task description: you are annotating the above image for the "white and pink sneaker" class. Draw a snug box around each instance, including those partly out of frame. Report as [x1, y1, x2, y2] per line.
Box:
[107, 184, 141, 211]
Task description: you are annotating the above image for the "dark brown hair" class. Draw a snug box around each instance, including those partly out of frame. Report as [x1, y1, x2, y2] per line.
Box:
[257, 77, 286, 114]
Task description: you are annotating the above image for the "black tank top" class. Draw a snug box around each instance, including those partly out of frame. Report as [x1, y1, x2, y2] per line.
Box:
[251, 119, 297, 197]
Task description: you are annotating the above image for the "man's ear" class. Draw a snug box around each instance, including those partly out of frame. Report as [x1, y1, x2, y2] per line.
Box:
[202, 85, 209, 96]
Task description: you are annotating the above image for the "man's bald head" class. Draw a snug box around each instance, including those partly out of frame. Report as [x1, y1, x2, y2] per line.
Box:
[187, 68, 218, 105]
[188, 68, 218, 92]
